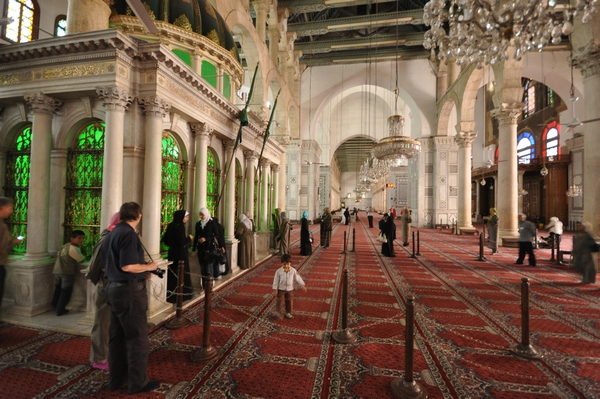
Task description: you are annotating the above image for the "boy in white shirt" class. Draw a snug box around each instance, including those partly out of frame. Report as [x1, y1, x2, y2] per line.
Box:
[272, 254, 306, 319]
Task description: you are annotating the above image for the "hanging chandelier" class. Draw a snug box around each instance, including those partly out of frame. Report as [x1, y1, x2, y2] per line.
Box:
[566, 178, 582, 197]
[372, 114, 421, 166]
[423, 0, 598, 66]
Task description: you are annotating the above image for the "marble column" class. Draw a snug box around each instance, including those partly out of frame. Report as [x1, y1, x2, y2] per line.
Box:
[191, 123, 212, 219]
[274, 136, 289, 212]
[271, 164, 280, 216]
[223, 140, 236, 241]
[267, 28, 280, 65]
[96, 87, 132, 229]
[492, 103, 524, 242]
[139, 96, 171, 259]
[518, 171, 525, 214]
[253, 0, 268, 42]
[23, 93, 62, 261]
[455, 131, 477, 231]
[260, 159, 271, 231]
[244, 150, 257, 216]
[66, 0, 110, 34]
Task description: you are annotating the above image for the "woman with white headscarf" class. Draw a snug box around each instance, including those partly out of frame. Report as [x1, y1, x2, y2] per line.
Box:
[235, 213, 255, 269]
[573, 222, 600, 284]
[193, 207, 221, 281]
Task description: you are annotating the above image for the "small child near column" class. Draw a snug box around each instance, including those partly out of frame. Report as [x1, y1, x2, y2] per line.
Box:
[272, 254, 306, 319]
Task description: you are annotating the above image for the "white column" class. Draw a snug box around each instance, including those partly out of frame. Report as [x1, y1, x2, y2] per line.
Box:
[260, 158, 271, 231]
[274, 136, 289, 212]
[244, 150, 257, 216]
[139, 96, 171, 258]
[492, 104, 523, 241]
[267, 28, 280, 65]
[191, 123, 212, 218]
[455, 131, 477, 230]
[96, 87, 132, 229]
[253, 0, 268, 42]
[223, 140, 236, 240]
[23, 93, 62, 260]
[272, 164, 280, 215]
[518, 171, 525, 214]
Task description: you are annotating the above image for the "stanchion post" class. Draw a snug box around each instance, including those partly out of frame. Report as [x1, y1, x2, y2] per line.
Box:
[341, 231, 347, 254]
[350, 228, 356, 252]
[554, 235, 561, 264]
[409, 231, 416, 258]
[509, 278, 543, 360]
[549, 233, 555, 262]
[190, 276, 218, 362]
[332, 269, 357, 344]
[476, 232, 486, 261]
[166, 260, 191, 329]
[416, 230, 422, 256]
[391, 296, 427, 399]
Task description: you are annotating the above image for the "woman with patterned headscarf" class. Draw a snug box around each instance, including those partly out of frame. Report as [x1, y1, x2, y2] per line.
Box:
[193, 207, 221, 282]
[300, 210, 312, 256]
[276, 211, 291, 255]
[162, 210, 194, 303]
[573, 222, 600, 284]
[235, 213, 255, 269]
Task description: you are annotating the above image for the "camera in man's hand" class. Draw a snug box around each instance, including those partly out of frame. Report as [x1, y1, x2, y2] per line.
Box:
[151, 268, 166, 278]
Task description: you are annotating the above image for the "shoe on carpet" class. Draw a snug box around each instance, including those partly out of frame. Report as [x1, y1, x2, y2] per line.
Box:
[92, 361, 109, 370]
[129, 380, 160, 394]
[515, 262, 523, 265]
[285, 313, 294, 319]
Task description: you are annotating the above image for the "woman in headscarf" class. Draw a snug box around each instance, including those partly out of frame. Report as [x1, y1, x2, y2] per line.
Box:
[379, 213, 390, 256]
[487, 207, 499, 254]
[573, 222, 599, 284]
[162, 210, 193, 303]
[386, 211, 397, 257]
[193, 207, 221, 282]
[276, 211, 291, 255]
[300, 210, 312, 256]
[320, 207, 332, 248]
[235, 213, 255, 269]
[86, 211, 120, 370]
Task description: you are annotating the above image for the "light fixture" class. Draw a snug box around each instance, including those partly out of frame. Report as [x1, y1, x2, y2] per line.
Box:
[566, 178, 582, 197]
[372, 7, 421, 166]
[423, 0, 598, 66]
[540, 165, 549, 176]
[518, 188, 529, 196]
[480, 178, 486, 186]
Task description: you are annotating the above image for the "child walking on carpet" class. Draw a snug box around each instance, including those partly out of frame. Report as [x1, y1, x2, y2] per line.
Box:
[272, 254, 307, 319]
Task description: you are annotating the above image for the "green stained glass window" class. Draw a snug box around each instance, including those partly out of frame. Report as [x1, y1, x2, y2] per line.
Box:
[172, 49, 191, 66]
[5, 0, 36, 43]
[206, 149, 220, 217]
[161, 133, 185, 251]
[5, 125, 32, 253]
[64, 122, 105, 258]
[201, 60, 217, 88]
[223, 74, 231, 100]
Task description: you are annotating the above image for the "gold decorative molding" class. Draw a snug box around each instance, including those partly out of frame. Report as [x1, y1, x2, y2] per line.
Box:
[0, 71, 33, 86]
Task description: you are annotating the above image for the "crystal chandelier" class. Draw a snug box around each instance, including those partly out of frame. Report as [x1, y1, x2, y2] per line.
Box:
[372, 114, 421, 166]
[423, 0, 599, 66]
[566, 179, 582, 197]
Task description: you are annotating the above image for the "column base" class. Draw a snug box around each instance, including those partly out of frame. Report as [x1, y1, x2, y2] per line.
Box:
[5, 257, 55, 317]
[147, 259, 171, 320]
[225, 239, 239, 273]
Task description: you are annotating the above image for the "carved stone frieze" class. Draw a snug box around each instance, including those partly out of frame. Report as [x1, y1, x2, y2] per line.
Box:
[96, 86, 132, 111]
[24, 93, 63, 115]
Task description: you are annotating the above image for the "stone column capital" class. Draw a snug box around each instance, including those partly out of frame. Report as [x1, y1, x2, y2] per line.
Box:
[260, 157, 271, 167]
[244, 150, 257, 161]
[455, 131, 477, 147]
[96, 86, 132, 111]
[272, 134, 290, 147]
[490, 103, 525, 126]
[222, 139, 235, 153]
[138, 96, 171, 118]
[572, 43, 600, 79]
[190, 122, 213, 139]
[271, 163, 280, 173]
[24, 93, 63, 115]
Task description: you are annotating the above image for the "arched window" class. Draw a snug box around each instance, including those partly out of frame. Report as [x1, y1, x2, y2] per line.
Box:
[235, 158, 242, 221]
[55, 15, 66, 37]
[206, 149, 220, 217]
[65, 122, 104, 257]
[161, 133, 185, 249]
[517, 132, 535, 164]
[523, 78, 535, 118]
[543, 122, 560, 157]
[4, 0, 38, 43]
[4, 125, 32, 254]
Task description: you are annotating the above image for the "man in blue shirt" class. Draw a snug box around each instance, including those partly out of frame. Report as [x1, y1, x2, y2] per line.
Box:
[516, 213, 537, 266]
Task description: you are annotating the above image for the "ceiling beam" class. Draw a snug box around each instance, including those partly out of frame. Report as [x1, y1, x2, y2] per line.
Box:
[301, 47, 429, 66]
[280, 0, 397, 14]
[295, 32, 425, 55]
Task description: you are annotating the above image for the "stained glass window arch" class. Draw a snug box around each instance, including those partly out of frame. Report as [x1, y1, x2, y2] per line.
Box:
[543, 122, 560, 157]
[4, 0, 39, 43]
[161, 133, 186, 250]
[517, 131, 535, 164]
[4, 125, 32, 254]
[55, 15, 66, 37]
[207, 148, 220, 217]
[64, 121, 105, 258]
[523, 78, 536, 118]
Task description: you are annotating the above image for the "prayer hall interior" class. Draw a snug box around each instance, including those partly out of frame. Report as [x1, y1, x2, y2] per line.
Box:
[0, 0, 599, 398]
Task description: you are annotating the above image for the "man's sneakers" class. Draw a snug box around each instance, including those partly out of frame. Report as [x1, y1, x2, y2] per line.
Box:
[285, 313, 294, 319]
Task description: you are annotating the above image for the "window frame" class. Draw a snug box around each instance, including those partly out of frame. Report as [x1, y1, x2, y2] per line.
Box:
[3, 0, 40, 43]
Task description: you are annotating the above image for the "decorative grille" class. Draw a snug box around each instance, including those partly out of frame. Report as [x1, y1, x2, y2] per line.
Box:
[64, 122, 105, 258]
[5, 126, 31, 254]
[161, 134, 185, 251]
[206, 149, 220, 217]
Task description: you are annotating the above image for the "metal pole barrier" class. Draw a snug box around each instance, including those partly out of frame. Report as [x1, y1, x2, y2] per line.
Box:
[190, 276, 218, 362]
[509, 278, 543, 360]
[332, 269, 357, 344]
[416, 230, 422, 256]
[391, 296, 427, 399]
[409, 231, 416, 258]
[166, 260, 191, 329]
[476, 232, 486, 261]
[534, 227, 539, 249]
[341, 231, 347, 254]
[549, 233, 555, 262]
[350, 228, 356, 252]
[555, 235, 561, 264]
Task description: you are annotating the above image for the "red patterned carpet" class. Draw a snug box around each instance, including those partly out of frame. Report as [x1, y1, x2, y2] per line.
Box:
[1, 214, 599, 398]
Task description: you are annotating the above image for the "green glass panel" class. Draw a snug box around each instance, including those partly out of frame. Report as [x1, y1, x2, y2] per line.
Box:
[172, 49, 192, 66]
[161, 133, 185, 252]
[206, 150, 220, 216]
[202, 60, 217, 88]
[64, 122, 105, 258]
[223, 74, 231, 100]
[5, 126, 32, 254]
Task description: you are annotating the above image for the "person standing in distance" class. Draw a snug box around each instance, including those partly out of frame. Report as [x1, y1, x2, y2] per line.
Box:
[102, 202, 160, 394]
[516, 213, 537, 266]
[0, 197, 21, 309]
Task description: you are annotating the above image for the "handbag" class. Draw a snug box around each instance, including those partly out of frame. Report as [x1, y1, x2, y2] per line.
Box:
[202, 238, 220, 263]
[376, 232, 387, 243]
[309, 233, 314, 243]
